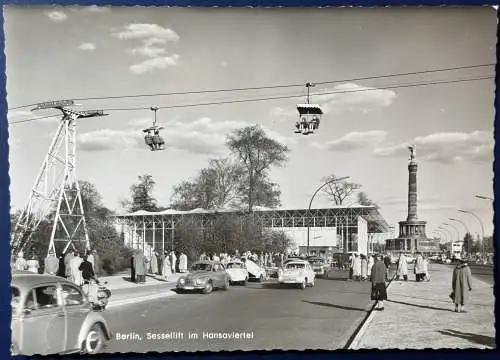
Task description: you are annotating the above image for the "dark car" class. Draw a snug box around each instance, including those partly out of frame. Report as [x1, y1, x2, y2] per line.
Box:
[11, 271, 112, 356]
[176, 261, 230, 294]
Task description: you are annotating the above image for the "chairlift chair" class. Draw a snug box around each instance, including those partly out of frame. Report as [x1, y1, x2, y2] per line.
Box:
[296, 104, 323, 135]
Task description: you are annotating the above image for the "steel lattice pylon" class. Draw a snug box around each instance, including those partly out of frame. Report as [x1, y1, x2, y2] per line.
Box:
[11, 101, 107, 257]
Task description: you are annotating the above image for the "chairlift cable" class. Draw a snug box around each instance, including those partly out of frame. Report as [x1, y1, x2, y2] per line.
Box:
[7, 63, 494, 111]
[8, 75, 494, 126]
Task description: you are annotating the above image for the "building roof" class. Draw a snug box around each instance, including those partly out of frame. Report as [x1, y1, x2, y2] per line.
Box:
[114, 205, 390, 233]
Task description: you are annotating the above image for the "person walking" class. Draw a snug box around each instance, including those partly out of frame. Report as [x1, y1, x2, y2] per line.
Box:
[70, 253, 83, 286]
[162, 251, 172, 281]
[170, 251, 177, 274]
[353, 253, 362, 281]
[64, 251, 74, 279]
[451, 259, 472, 313]
[134, 250, 147, 284]
[423, 256, 431, 281]
[371, 254, 388, 311]
[361, 254, 368, 281]
[396, 253, 408, 281]
[414, 253, 426, 282]
[179, 252, 188, 273]
[367, 254, 374, 281]
[130, 251, 136, 282]
[383, 253, 392, 281]
[151, 251, 159, 275]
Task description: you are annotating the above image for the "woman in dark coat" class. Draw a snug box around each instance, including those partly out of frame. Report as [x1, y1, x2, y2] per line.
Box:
[371, 254, 388, 311]
[451, 259, 472, 313]
[130, 251, 136, 282]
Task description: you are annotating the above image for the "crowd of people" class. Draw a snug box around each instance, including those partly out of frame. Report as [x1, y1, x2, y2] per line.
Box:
[130, 249, 189, 284]
[12, 249, 102, 287]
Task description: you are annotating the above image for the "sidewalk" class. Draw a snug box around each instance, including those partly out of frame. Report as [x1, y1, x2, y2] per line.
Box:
[351, 263, 495, 349]
[99, 272, 183, 309]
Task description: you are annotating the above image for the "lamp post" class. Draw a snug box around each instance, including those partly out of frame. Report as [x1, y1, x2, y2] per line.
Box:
[449, 218, 470, 255]
[306, 176, 350, 255]
[443, 222, 461, 243]
[458, 209, 486, 257]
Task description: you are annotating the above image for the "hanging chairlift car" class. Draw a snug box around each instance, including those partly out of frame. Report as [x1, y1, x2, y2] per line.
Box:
[295, 103, 323, 135]
[142, 106, 165, 151]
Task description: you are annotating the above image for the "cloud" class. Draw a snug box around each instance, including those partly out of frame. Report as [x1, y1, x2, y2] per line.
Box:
[129, 54, 181, 74]
[78, 42, 96, 52]
[315, 83, 397, 114]
[374, 131, 494, 164]
[46, 11, 68, 22]
[128, 46, 166, 58]
[78, 118, 294, 154]
[221, 60, 228, 67]
[315, 130, 387, 151]
[113, 24, 179, 42]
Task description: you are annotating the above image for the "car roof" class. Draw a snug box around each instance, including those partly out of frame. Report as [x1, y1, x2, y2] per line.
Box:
[11, 272, 74, 291]
[285, 260, 308, 264]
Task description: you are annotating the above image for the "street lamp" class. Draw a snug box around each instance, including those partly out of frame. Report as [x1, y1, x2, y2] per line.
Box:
[449, 218, 471, 254]
[458, 209, 486, 257]
[306, 176, 350, 255]
[443, 222, 461, 242]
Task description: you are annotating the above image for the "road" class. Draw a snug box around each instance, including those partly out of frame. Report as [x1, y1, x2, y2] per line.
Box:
[468, 264, 494, 285]
[103, 270, 374, 352]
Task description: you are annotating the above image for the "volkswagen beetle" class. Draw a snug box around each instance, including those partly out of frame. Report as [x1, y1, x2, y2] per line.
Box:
[11, 271, 112, 356]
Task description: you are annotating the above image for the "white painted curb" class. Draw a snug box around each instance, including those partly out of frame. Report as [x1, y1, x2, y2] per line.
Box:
[107, 291, 177, 309]
[348, 279, 395, 350]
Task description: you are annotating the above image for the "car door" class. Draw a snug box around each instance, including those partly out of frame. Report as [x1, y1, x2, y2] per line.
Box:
[218, 263, 227, 284]
[61, 283, 90, 352]
[20, 285, 66, 355]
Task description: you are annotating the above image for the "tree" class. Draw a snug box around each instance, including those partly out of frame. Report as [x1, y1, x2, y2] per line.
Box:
[322, 174, 361, 205]
[238, 176, 282, 209]
[125, 174, 160, 212]
[357, 191, 378, 208]
[226, 125, 289, 212]
[462, 232, 474, 254]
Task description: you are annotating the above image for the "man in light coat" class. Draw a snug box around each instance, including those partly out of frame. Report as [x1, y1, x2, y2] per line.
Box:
[179, 252, 188, 273]
[414, 253, 426, 282]
[170, 251, 177, 274]
[396, 253, 408, 281]
[353, 253, 362, 281]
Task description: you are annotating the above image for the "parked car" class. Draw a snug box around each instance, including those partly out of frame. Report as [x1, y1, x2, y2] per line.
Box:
[11, 271, 112, 356]
[306, 256, 328, 278]
[176, 261, 230, 294]
[225, 260, 249, 285]
[278, 260, 316, 289]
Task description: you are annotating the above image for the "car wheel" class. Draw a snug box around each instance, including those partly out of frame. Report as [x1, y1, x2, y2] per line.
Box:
[203, 281, 213, 294]
[223, 277, 230, 290]
[84, 324, 106, 354]
[300, 278, 307, 289]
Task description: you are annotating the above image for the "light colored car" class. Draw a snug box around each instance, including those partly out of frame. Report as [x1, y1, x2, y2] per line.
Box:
[278, 260, 316, 289]
[176, 261, 230, 294]
[11, 271, 112, 356]
[225, 261, 249, 285]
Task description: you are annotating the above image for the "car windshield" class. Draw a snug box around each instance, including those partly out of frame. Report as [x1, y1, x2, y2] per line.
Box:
[227, 263, 243, 269]
[192, 263, 212, 271]
[286, 263, 305, 269]
[11, 287, 20, 312]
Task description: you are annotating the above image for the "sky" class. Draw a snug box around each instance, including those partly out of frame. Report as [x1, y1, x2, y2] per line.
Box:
[4, 6, 496, 241]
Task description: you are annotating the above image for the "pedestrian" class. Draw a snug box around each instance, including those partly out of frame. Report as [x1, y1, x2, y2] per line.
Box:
[87, 249, 95, 271]
[383, 253, 392, 281]
[423, 256, 431, 281]
[57, 254, 66, 277]
[70, 252, 83, 286]
[370, 254, 388, 311]
[162, 251, 172, 281]
[367, 254, 374, 281]
[79, 255, 99, 284]
[414, 253, 426, 282]
[396, 253, 408, 281]
[134, 250, 147, 284]
[26, 254, 40, 274]
[14, 251, 27, 271]
[179, 252, 188, 273]
[361, 254, 368, 281]
[44, 252, 59, 275]
[64, 251, 74, 279]
[171, 251, 177, 274]
[353, 253, 362, 281]
[451, 259, 472, 313]
[348, 254, 354, 280]
[130, 251, 136, 282]
[151, 251, 159, 275]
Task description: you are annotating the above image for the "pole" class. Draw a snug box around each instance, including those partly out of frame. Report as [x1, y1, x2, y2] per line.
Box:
[306, 176, 350, 255]
[443, 222, 461, 243]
